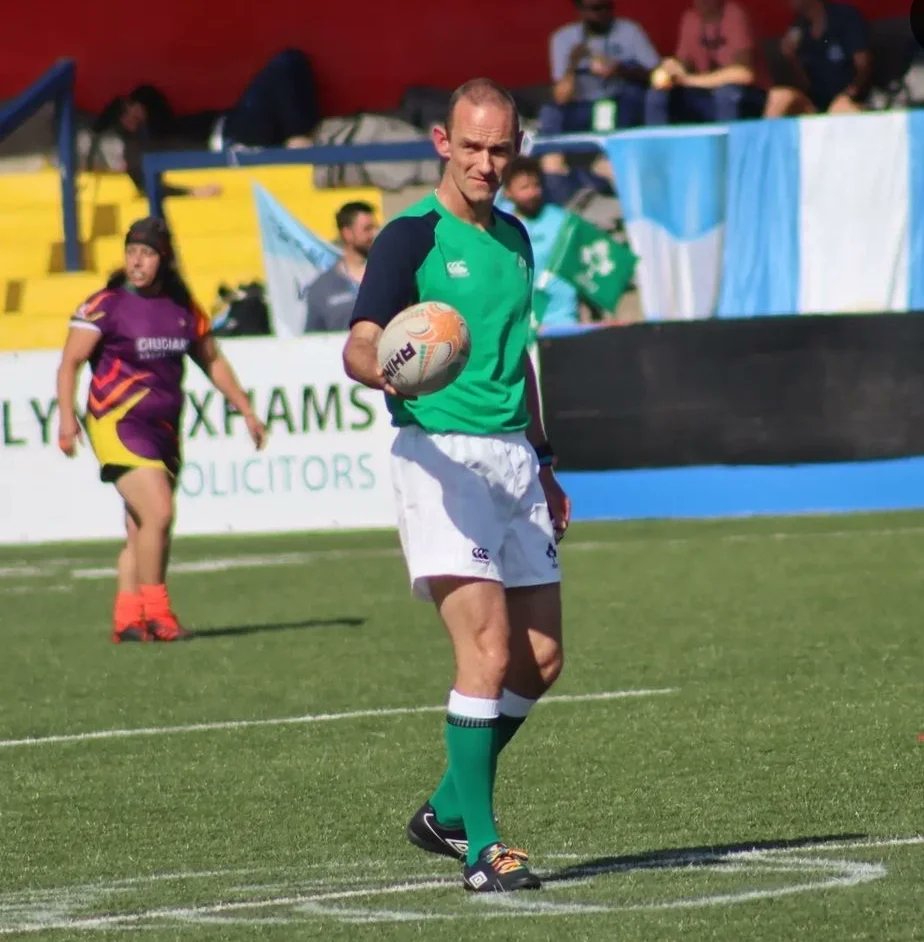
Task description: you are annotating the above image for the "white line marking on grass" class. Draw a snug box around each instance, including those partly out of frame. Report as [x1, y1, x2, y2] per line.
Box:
[0, 836, 919, 933]
[0, 566, 47, 578]
[70, 548, 402, 580]
[61, 524, 924, 580]
[0, 688, 678, 750]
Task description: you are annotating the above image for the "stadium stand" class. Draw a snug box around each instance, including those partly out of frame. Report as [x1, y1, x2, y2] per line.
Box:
[0, 162, 380, 352]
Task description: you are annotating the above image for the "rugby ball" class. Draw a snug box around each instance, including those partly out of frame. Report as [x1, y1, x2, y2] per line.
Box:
[377, 301, 471, 396]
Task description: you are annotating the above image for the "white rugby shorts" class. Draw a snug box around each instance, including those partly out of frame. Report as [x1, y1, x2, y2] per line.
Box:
[390, 425, 561, 600]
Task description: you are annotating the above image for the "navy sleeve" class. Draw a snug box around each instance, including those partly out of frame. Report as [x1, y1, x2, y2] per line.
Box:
[350, 215, 436, 328]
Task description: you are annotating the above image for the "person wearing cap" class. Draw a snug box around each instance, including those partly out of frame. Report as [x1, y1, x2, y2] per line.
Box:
[55, 217, 267, 644]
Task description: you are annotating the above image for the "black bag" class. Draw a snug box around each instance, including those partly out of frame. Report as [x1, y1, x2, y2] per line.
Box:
[211, 283, 271, 337]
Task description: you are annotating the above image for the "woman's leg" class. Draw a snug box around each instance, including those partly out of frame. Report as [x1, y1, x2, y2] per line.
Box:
[111, 509, 146, 642]
[115, 468, 189, 641]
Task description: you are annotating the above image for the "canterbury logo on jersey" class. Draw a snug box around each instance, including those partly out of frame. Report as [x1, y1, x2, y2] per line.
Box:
[471, 547, 490, 562]
[446, 260, 470, 278]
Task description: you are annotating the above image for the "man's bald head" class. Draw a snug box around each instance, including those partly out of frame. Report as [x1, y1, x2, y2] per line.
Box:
[445, 77, 520, 138]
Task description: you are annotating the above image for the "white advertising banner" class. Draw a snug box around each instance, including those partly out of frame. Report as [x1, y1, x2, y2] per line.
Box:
[0, 335, 397, 544]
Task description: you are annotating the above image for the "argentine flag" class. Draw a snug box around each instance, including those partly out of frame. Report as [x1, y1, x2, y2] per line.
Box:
[604, 126, 727, 320]
[604, 111, 924, 320]
[719, 111, 924, 318]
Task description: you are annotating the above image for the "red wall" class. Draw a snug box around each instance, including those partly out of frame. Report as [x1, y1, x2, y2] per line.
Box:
[2, 1, 908, 118]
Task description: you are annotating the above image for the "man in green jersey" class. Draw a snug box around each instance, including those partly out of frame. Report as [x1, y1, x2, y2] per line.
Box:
[343, 77, 571, 893]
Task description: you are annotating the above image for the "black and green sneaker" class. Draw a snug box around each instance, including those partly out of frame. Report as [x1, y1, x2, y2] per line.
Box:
[462, 842, 541, 892]
[406, 802, 468, 861]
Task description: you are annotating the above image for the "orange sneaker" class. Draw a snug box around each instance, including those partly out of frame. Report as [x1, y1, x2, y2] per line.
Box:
[112, 621, 151, 644]
[146, 613, 192, 642]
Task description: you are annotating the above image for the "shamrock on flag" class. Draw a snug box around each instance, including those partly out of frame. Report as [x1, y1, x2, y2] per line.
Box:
[537, 212, 638, 315]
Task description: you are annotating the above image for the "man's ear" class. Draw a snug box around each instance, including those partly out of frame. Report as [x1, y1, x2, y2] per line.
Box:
[432, 123, 451, 160]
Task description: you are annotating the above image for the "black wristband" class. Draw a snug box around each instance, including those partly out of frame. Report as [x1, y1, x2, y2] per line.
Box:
[534, 441, 557, 467]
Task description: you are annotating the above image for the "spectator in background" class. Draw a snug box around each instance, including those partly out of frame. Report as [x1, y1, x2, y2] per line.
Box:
[540, 0, 659, 205]
[215, 49, 321, 150]
[646, 0, 767, 125]
[88, 88, 223, 199]
[764, 1, 872, 116]
[500, 157, 584, 331]
[306, 202, 379, 332]
[89, 49, 321, 195]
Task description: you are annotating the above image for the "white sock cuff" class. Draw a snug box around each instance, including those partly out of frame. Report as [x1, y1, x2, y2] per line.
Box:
[447, 690, 500, 720]
[499, 688, 537, 719]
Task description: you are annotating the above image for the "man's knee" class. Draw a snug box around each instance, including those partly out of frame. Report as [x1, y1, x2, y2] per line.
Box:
[535, 638, 565, 689]
[477, 636, 511, 683]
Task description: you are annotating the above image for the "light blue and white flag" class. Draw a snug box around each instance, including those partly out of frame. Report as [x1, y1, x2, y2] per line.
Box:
[253, 183, 341, 337]
[604, 127, 727, 320]
[719, 111, 924, 318]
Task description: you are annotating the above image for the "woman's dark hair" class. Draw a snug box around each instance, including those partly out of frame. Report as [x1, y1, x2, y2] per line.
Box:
[107, 215, 193, 309]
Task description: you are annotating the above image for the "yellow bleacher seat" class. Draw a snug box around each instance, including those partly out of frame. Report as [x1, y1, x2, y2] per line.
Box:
[175, 233, 263, 272]
[94, 234, 125, 276]
[0, 244, 53, 279]
[0, 168, 61, 207]
[18, 273, 106, 317]
[0, 203, 60, 235]
[0, 160, 384, 349]
[76, 172, 142, 205]
[0, 315, 69, 352]
[164, 168, 382, 242]
[165, 197, 257, 238]
[167, 165, 318, 196]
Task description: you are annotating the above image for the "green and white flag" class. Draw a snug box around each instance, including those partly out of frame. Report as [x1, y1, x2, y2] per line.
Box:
[538, 212, 638, 314]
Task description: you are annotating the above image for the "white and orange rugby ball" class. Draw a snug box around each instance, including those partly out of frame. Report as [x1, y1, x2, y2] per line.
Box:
[377, 301, 471, 396]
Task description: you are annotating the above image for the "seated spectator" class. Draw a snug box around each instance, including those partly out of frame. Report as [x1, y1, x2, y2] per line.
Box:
[215, 49, 322, 150]
[305, 202, 378, 333]
[539, 0, 659, 205]
[88, 87, 222, 199]
[89, 49, 321, 197]
[646, 0, 767, 125]
[764, 1, 872, 117]
[500, 157, 586, 331]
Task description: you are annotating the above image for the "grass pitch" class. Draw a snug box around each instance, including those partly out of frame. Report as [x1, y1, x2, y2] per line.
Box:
[0, 513, 921, 940]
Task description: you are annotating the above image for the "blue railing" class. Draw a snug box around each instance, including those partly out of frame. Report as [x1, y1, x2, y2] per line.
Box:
[142, 134, 606, 218]
[0, 59, 80, 271]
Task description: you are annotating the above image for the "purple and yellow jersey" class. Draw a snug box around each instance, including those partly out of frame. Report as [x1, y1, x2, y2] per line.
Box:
[70, 287, 210, 475]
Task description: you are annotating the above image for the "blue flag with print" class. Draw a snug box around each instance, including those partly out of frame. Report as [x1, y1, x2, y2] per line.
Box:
[253, 183, 341, 337]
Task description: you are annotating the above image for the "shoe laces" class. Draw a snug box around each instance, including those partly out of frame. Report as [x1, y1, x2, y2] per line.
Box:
[486, 844, 528, 875]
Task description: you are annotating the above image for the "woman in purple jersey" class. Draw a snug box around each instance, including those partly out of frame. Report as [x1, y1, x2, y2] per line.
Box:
[55, 217, 267, 644]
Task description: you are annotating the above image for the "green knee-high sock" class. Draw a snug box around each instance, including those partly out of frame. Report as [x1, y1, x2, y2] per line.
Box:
[429, 713, 527, 827]
[444, 717, 501, 865]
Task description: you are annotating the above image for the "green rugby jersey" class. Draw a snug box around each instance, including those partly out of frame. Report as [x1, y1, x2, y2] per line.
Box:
[350, 192, 534, 435]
